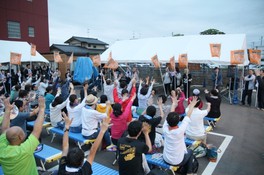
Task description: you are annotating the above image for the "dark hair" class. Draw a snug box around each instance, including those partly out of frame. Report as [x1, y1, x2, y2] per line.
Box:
[158, 95, 167, 104]
[46, 86, 53, 93]
[140, 87, 148, 96]
[14, 100, 23, 109]
[24, 84, 31, 92]
[211, 89, 219, 96]
[146, 106, 156, 117]
[66, 147, 84, 168]
[128, 120, 142, 137]
[31, 84, 37, 90]
[52, 96, 64, 107]
[40, 76, 46, 82]
[14, 85, 21, 91]
[194, 97, 201, 108]
[100, 95, 108, 103]
[120, 81, 127, 89]
[106, 79, 111, 85]
[83, 81, 89, 86]
[69, 94, 77, 106]
[166, 112, 179, 127]
[113, 103, 122, 117]
[175, 67, 180, 72]
[18, 90, 28, 98]
[121, 89, 128, 96]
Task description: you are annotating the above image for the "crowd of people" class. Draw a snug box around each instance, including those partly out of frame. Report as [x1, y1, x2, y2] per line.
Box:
[0, 63, 263, 175]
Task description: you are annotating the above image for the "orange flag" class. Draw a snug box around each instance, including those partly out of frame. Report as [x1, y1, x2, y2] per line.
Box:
[108, 51, 112, 61]
[248, 49, 261, 65]
[67, 52, 73, 64]
[104, 58, 118, 70]
[230, 50, 244, 65]
[31, 44, 36, 56]
[91, 55, 101, 67]
[54, 51, 63, 63]
[151, 54, 160, 68]
[169, 56, 175, 70]
[178, 54, 188, 68]
[210, 43, 221, 57]
[10, 52, 22, 65]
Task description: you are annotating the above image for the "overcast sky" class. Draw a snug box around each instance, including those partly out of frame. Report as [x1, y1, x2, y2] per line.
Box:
[48, 0, 264, 48]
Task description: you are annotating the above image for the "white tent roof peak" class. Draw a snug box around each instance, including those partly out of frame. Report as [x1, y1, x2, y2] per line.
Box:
[0, 40, 49, 63]
[101, 34, 248, 65]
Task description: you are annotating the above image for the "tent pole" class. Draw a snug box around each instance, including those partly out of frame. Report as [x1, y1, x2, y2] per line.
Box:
[159, 66, 166, 96]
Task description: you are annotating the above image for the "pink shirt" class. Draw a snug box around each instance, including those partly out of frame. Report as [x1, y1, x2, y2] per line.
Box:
[110, 101, 133, 139]
[175, 92, 186, 115]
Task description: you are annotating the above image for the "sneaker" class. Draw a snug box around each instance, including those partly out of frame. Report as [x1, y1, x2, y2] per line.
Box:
[106, 144, 117, 152]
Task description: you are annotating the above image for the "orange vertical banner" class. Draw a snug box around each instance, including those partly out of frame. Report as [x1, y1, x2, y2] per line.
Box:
[248, 49, 261, 65]
[10, 52, 22, 65]
[67, 52, 73, 64]
[31, 44, 36, 56]
[54, 51, 63, 63]
[169, 56, 175, 70]
[178, 54, 188, 68]
[104, 58, 118, 70]
[210, 43, 221, 57]
[230, 50, 244, 65]
[151, 54, 160, 68]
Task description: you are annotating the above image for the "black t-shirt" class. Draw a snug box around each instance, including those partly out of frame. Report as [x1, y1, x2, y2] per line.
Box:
[138, 115, 162, 145]
[117, 137, 149, 175]
[58, 156, 92, 175]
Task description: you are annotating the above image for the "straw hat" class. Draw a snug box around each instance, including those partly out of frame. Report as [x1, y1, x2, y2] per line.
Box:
[10, 105, 19, 120]
[85, 94, 98, 105]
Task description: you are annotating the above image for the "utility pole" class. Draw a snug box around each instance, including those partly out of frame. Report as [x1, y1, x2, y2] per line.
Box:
[261, 36, 263, 46]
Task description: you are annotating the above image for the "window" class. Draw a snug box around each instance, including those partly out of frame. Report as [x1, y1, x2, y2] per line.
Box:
[93, 45, 96, 48]
[28, 27, 35, 37]
[88, 44, 91, 47]
[7, 21, 21, 39]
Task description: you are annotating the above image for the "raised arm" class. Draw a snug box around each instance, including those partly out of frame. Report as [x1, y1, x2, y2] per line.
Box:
[142, 122, 152, 153]
[31, 97, 45, 139]
[62, 112, 73, 156]
[206, 102, 211, 113]
[157, 97, 164, 118]
[170, 90, 179, 112]
[87, 117, 111, 164]
[1, 98, 13, 133]
[186, 96, 198, 118]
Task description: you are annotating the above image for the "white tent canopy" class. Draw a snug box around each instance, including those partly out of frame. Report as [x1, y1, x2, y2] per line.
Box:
[0, 40, 49, 63]
[101, 34, 249, 65]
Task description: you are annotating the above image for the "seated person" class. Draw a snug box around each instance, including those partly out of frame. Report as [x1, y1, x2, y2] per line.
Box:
[58, 113, 111, 175]
[0, 97, 45, 175]
[137, 79, 155, 110]
[185, 98, 211, 143]
[204, 89, 221, 119]
[117, 120, 152, 175]
[162, 96, 197, 174]
[96, 95, 113, 117]
[173, 88, 186, 117]
[81, 94, 113, 149]
[138, 98, 164, 147]
[188, 88, 203, 109]
[66, 84, 88, 133]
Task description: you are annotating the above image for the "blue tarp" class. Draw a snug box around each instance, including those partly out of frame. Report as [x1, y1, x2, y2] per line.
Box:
[73, 57, 97, 84]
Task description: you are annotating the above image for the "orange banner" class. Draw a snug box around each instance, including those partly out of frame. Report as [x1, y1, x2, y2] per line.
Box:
[108, 51, 112, 61]
[169, 56, 175, 70]
[230, 50, 244, 65]
[104, 58, 118, 70]
[67, 52, 73, 64]
[31, 44, 36, 56]
[248, 49, 261, 65]
[178, 54, 188, 68]
[54, 51, 63, 63]
[210, 43, 221, 57]
[10, 52, 22, 65]
[151, 54, 160, 68]
[91, 54, 101, 67]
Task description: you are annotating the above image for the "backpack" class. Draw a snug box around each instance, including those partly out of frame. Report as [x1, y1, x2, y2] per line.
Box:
[176, 156, 199, 174]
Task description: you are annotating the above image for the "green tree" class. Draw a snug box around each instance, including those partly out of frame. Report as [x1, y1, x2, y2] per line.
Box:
[200, 29, 225, 35]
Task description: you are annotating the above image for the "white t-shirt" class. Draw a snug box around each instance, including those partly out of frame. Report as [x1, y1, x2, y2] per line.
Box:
[81, 107, 107, 136]
[50, 98, 68, 127]
[163, 117, 191, 165]
[66, 98, 86, 127]
[103, 84, 114, 103]
[185, 108, 208, 137]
